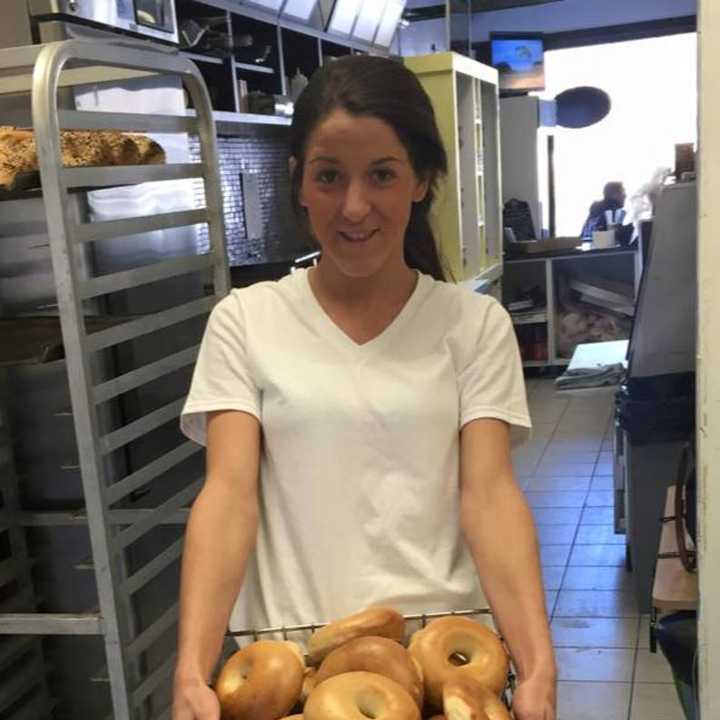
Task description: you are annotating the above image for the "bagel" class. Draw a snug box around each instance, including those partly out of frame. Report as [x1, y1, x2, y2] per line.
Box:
[408, 617, 508, 708]
[443, 675, 511, 720]
[215, 640, 305, 720]
[308, 607, 405, 665]
[304, 671, 420, 720]
[302, 668, 319, 704]
[315, 636, 424, 708]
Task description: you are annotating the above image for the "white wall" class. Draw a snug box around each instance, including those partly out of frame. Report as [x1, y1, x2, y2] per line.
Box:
[472, 0, 696, 41]
[697, 1, 720, 717]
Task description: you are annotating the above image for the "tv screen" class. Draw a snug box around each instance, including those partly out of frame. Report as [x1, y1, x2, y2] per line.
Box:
[491, 36, 545, 92]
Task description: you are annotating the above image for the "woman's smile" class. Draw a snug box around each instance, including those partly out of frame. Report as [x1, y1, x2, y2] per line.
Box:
[338, 228, 380, 243]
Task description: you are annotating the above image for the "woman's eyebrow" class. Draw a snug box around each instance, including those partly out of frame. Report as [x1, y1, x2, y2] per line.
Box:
[308, 156, 339, 164]
[308, 155, 403, 165]
[371, 157, 402, 165]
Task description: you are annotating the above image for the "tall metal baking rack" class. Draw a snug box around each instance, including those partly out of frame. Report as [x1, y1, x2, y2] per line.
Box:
[0, 40, 229, 719]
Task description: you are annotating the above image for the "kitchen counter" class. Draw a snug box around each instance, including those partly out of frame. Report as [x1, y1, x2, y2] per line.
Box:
[506, 242, 639, 263]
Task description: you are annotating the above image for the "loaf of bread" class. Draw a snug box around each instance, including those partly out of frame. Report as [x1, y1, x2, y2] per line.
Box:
[0, 126, 165, 191]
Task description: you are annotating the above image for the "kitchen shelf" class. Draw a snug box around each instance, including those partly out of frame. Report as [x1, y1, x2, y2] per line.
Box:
[183, 108, 292, 127]
[504, 248, 643, 370]
[179, 50, 224, 65]
[512, 311, 547, 326]
[234, 60, 275, 75]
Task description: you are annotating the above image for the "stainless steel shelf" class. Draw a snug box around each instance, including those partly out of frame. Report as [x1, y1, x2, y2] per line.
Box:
[73, 208, 209, 245]
[58, 109, 198, 133]
[185, 109, 292, 128]
[19, 509, 191, 527]
[63, 163, 205, 189]
[234, 60, 275, 75]
[512, 311, 547, 326]
[0, 613, 104, 635]
[180, 50, 224, 66]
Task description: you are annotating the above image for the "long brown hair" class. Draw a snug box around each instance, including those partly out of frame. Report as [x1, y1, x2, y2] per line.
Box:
[289, 55, 448, 281]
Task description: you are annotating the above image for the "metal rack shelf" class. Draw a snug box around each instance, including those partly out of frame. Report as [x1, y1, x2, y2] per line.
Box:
[0, 39, 230, 720]
[0, 380, 53, 717]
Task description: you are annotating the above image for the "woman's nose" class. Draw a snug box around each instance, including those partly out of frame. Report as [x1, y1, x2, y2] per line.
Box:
[341, 180, 371, 222]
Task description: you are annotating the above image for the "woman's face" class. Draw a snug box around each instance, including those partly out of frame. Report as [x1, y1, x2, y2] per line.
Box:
[298, 108, 429, 279]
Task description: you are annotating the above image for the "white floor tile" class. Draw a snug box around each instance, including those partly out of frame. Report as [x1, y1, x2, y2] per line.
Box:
[630, 683, 686, 720]
[569, 544, 626, 567]
[638, 616, 652, 649]
[540, 544, 572, 567]
[525, 491, 588, 508]
[554, 590, 640, 618]
[590, 476, 614, 491]
[581, 506, 615, 524]
[536, 524, 579, 545]
[595, 458, 614, 471]
[555, 647, 634, 682]
[525, 476, 592, 492]
[535, 462, 596, 477]
[562, 566, 632, 591]
[575, 524, 626, 545]
[551, 617, 639, 648]
[585, 490, 614, 507]
[557, 681, 632, 720]
[543, 566, 565, 591]
[634, 649, 675, 684]
[532, 507, 583, 525]
[542, 450, 600, 464]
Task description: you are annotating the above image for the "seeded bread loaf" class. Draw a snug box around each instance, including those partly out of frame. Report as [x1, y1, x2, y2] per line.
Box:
[0, 127, 165, 191]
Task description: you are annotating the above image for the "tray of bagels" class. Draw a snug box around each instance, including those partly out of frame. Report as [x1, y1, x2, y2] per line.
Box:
[216, 606, 515, 720]
[0, 126, 165, 198]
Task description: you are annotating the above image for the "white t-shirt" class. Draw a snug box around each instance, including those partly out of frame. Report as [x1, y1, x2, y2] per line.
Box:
[181, 268, 531, 636]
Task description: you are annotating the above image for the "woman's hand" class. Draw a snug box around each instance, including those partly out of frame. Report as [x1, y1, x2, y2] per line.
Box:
[172, 675, 220, 720]
[511, 674, 557, 720]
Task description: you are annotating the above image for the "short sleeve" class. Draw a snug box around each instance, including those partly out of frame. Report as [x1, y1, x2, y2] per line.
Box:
[458, 298, 531, 444]
[180, 292, 261, 446]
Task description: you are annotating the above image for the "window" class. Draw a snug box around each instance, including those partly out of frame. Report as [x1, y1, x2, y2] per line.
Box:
[539, 33, 697, 237]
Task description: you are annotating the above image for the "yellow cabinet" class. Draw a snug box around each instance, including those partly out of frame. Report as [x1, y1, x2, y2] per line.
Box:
[404, 52, 502, 288]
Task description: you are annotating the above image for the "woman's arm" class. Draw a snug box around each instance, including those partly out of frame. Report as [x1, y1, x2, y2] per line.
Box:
[459, 417, 556, 720]
[173, 410, 261, 717]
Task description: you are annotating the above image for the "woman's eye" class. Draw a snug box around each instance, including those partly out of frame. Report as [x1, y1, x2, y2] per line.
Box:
[373, 168, 396, 184]
[316, 169, 339, 184]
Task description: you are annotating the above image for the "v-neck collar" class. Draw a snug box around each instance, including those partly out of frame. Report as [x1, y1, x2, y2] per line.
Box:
[297, 267, 430, 354]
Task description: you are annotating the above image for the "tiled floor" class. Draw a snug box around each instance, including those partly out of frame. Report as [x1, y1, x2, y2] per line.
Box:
[513, 378, 686, 720]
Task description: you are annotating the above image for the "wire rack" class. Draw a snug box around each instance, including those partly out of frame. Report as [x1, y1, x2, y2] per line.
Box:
[225, 608, 516, 708]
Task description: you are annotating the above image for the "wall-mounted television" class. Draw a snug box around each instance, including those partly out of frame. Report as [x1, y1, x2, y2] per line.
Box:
[490, 34, 545, 93]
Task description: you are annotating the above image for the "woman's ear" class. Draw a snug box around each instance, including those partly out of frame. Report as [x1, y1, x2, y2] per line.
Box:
[413, 175, 431, 203]
[289, 156, 306, 208]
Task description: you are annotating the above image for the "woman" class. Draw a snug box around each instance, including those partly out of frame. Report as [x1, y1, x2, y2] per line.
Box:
[173, 56, 556, 720]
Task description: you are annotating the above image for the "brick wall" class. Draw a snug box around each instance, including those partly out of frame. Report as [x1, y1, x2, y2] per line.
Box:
[190, 132, 312, 267]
